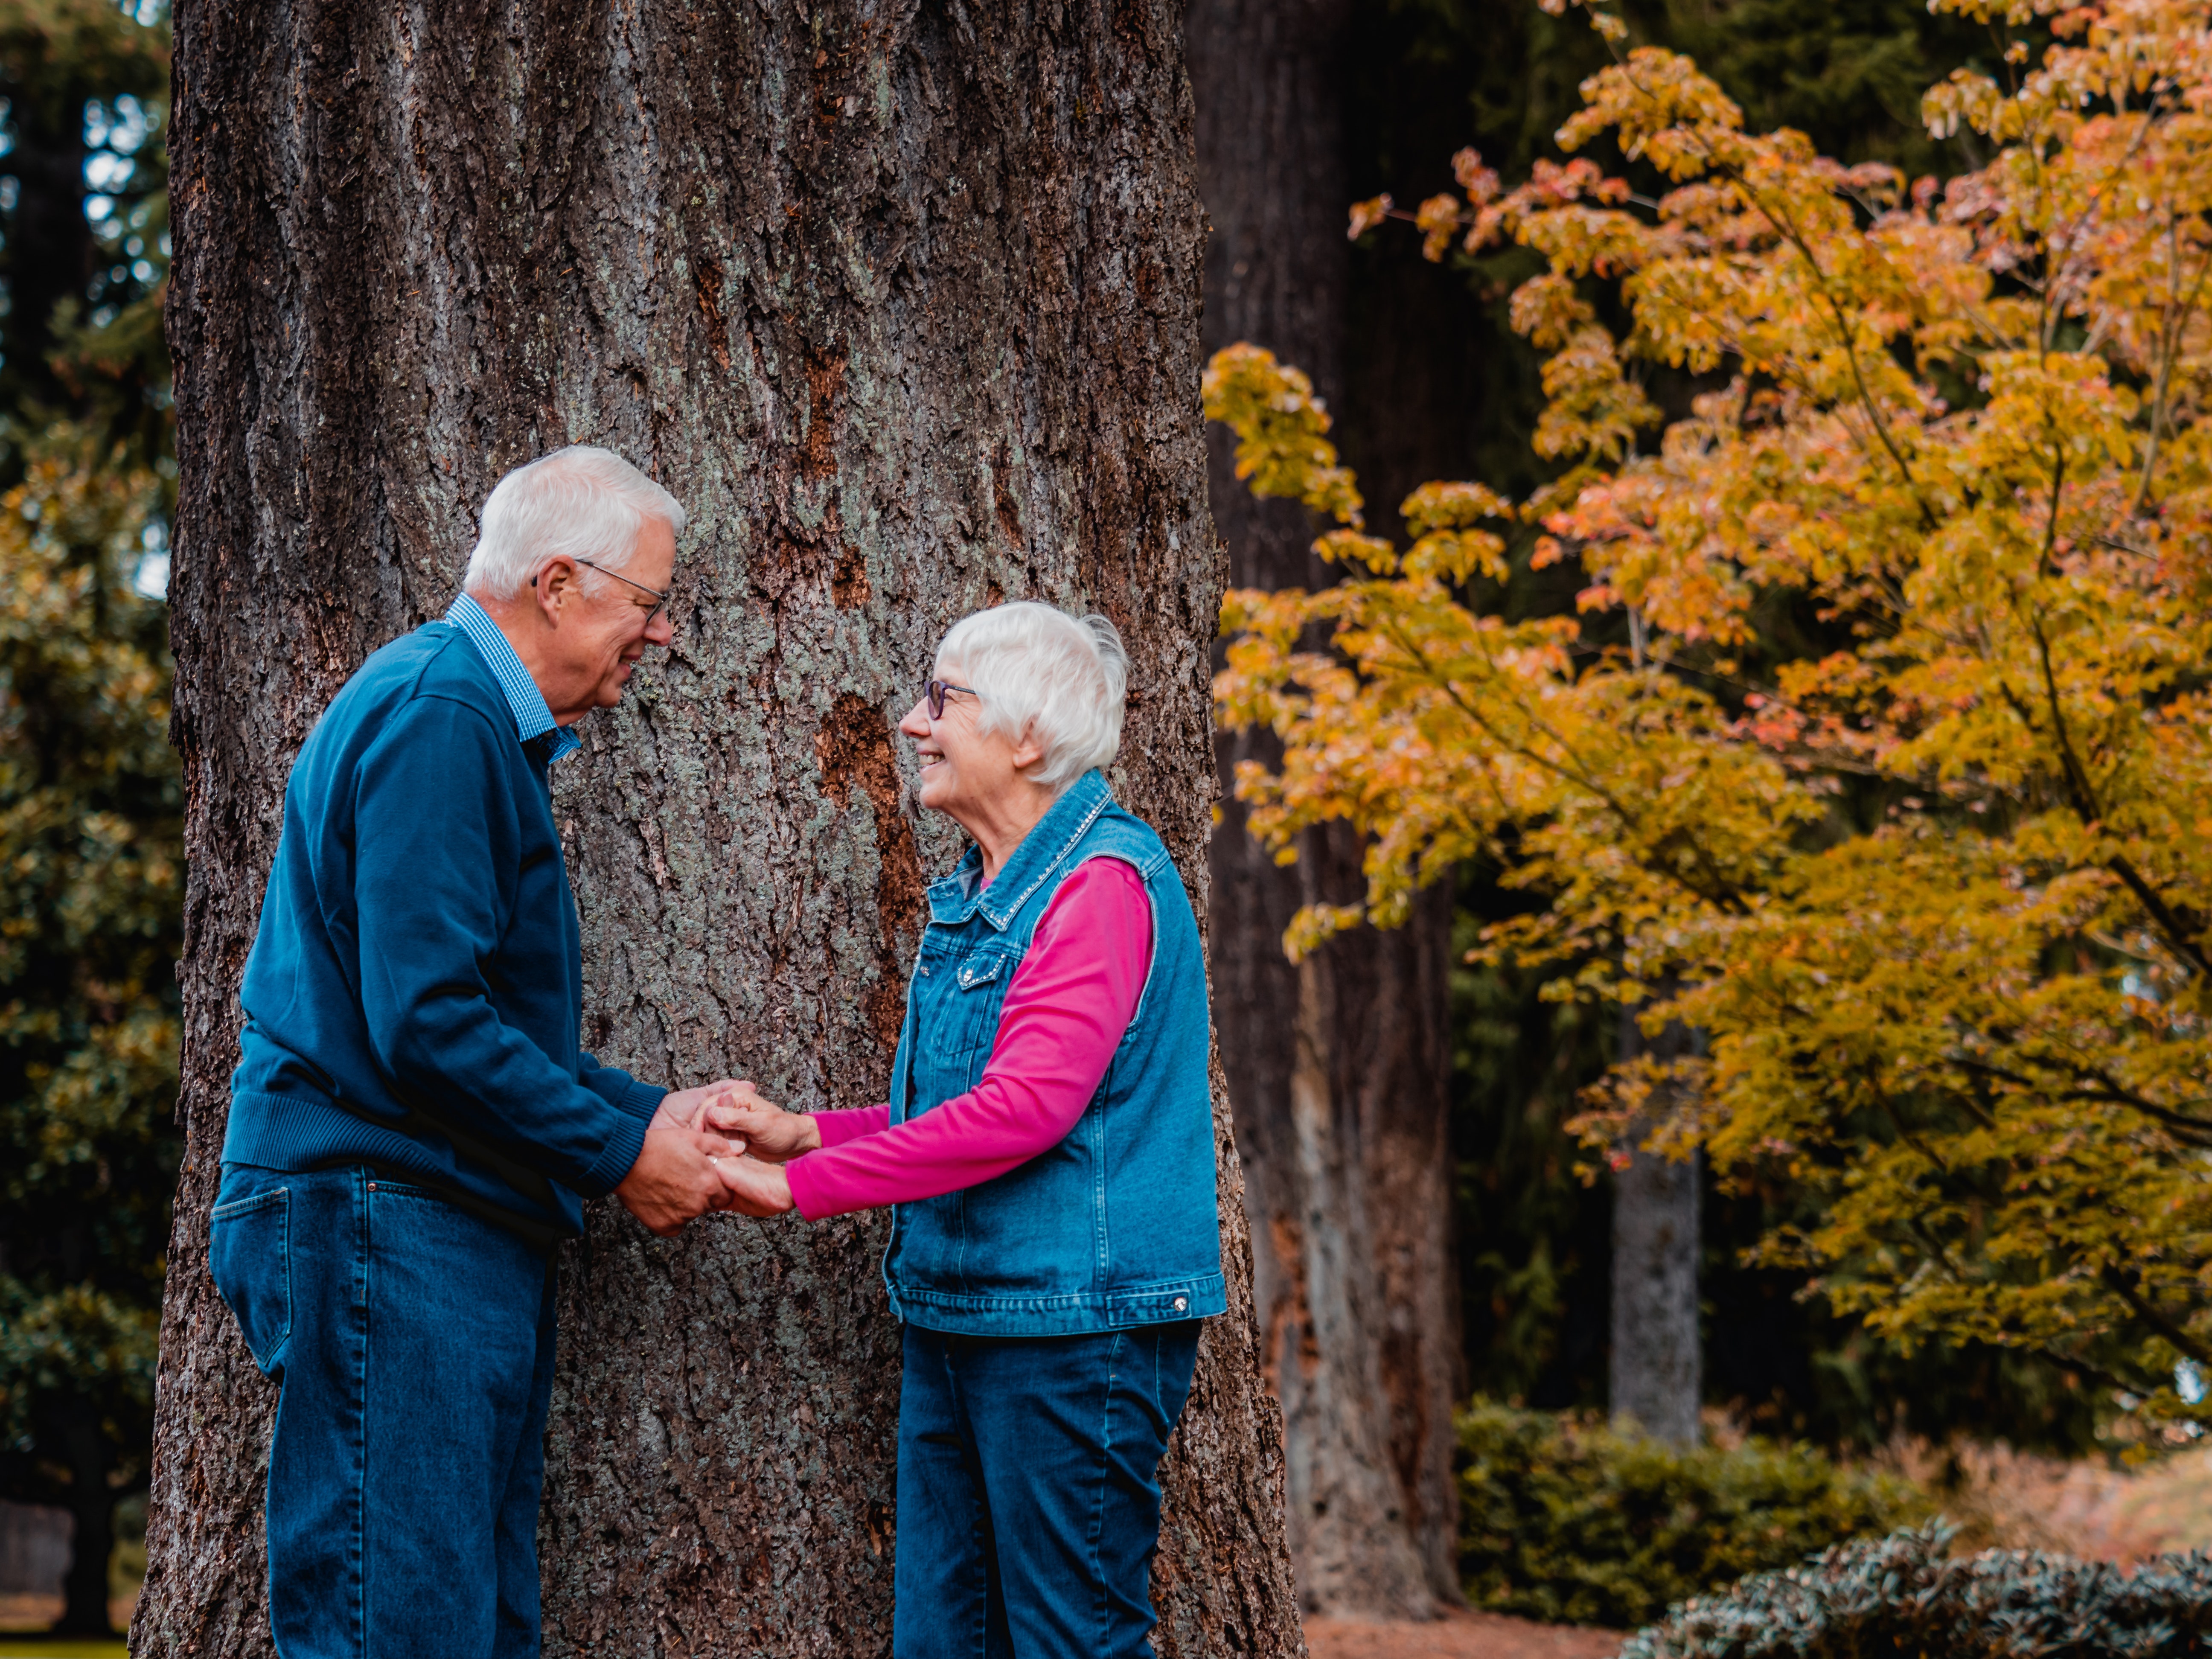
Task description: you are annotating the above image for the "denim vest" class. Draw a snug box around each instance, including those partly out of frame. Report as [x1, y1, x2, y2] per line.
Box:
[882, 770, 1226, 1336]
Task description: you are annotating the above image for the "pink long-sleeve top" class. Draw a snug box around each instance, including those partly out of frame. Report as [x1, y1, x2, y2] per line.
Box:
[784, 857, 1152, 1221]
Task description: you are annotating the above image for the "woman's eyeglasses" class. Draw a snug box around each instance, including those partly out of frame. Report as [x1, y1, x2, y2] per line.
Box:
[926, 680, 979, 720]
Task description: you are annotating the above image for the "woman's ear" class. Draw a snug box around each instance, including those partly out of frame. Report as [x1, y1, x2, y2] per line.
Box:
[1011, 721, 1047, 777]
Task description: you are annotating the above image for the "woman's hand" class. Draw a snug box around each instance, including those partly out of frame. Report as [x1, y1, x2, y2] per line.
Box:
[711, 1152, 796, 1217]
[703, 1082, 822, 1163]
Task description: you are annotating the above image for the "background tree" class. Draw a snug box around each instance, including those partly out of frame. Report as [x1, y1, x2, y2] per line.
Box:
[1209, 0, 2212, 1439]
[1186, 0, 1460, 1613]
[0, 0, 176, 1637]
[134, 4, 1304, 1657]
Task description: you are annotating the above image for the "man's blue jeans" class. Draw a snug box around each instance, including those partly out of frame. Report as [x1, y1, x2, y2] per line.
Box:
[893, 1321, 1202, 1659]
[210, 1163, 556, 1659]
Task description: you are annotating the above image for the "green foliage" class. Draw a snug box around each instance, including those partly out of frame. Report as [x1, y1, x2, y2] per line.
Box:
[0, 2, 178, 1581]
[0, 428, 179, 1508]
[1456, 1399, 1927, 1629]
[0, 0, 170, 439]
[1619, 1522, 2212, 1657]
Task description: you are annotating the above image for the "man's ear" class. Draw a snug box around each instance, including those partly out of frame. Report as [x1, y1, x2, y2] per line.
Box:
[530, 558, 577, 623]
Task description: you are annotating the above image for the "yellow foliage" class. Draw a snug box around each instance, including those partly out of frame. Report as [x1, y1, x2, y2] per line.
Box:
[1217, 0, 2212, 1427]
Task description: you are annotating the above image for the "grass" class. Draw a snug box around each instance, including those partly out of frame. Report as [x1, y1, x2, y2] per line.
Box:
[0, 1644, 130, 1658]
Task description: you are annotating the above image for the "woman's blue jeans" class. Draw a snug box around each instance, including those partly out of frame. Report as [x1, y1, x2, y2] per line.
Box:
[893, 1320, 1202, 1659]
[209, 1163, 556, 1659]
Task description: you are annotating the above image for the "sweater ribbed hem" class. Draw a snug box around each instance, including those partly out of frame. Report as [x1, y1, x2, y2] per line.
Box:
[221, 1089, 614, 1228]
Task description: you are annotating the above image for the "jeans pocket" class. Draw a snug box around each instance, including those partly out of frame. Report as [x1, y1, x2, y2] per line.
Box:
[209, 1187, 292, 1375]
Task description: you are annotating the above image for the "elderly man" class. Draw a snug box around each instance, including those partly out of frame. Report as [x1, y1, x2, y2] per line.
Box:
[208, 446, 741, 1659]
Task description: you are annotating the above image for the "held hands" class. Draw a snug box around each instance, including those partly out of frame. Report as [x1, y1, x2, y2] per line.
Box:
[612, 1080, 751, 1237]
[614, 1120, 745, 1237]
[612, 1078, 815, 1234]
[702, 1082, 809, 1218]
[702, 1082, 821, 1161]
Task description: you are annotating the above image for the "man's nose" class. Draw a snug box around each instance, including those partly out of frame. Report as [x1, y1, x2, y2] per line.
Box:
[644, 609, 676, 648]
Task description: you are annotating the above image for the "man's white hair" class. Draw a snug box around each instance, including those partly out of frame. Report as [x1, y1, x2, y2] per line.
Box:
[464, 445, 686, 600]
[936, 601, 1129, 795]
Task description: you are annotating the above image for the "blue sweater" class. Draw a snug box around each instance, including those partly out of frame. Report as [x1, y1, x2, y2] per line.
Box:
[222, 620, 661, 1238]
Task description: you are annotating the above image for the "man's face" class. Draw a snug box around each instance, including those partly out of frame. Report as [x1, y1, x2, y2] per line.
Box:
[546, 518, 677, 718]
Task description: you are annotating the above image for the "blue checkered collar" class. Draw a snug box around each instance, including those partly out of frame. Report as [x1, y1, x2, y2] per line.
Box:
[443, 593, 582, 768]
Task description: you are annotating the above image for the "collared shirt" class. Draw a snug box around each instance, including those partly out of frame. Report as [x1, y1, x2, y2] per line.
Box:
[444, 593, 581, 768]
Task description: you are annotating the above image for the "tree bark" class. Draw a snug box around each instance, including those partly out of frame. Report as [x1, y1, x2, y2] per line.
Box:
[1187, 0, 1459, 1618]
[1609, 1009, 1701, 1445]
[135, 4, 1305, 1656]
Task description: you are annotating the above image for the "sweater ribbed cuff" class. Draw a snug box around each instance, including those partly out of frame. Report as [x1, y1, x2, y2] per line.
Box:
[614, 1077, 667, 1121]
[576, 1101, 652, 1199]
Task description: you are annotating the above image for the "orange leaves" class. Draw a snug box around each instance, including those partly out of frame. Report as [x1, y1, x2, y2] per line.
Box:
[1200, 342, 1365, 528]
[1415, 193, 1462, 262]
[1211, 0, 2212, 1419]
[1509, 272, 1595, 350]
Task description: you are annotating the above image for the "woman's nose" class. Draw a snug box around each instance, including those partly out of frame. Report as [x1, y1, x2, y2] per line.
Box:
[897, 700, 932, 738]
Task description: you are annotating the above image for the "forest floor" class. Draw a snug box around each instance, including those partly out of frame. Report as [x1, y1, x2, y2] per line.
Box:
[1305, 1608, 1622, 1659]
[5, 1447, 2211, 1659]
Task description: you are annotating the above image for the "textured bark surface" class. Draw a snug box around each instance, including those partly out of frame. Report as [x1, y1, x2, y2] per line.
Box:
[1609, 1013, 1701, 1446]
[1187, 0, 1459, 1617]
[137, 3, 1304, 1655]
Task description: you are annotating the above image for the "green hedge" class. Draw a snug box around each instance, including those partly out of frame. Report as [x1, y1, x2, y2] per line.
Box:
[1620, 1522, 2212, 1657]
[1456, 1400, 1925, 1628]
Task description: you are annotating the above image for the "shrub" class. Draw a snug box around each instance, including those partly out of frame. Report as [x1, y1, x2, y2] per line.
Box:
[1619, 1522, 2212, 1658]
[1457, 1400, 1925, 1628]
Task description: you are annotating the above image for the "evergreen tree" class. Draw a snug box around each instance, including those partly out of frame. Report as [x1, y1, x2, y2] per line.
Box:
[0, 0, 178, 1637]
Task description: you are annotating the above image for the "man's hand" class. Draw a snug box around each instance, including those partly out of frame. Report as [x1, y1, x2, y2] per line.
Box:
[712, 1152, 797, 1218]
[614, 1124, 741, 1237]
[655, 1079, 748, 1136]
[702, 1082, 821, 1163]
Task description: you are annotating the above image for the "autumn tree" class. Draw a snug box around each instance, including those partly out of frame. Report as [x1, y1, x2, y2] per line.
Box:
[1211, 0, 2212, 1432]
[133, 4, 1304, 1657]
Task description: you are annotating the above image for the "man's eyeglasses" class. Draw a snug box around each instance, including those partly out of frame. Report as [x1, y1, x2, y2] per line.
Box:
[534, 558, 673, 626]
[925, 679, 979, 720]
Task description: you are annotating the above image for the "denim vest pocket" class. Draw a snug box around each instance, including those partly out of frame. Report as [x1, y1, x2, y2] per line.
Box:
[908, 945, 1019, 1117]
[209, 1187, 293, 1376]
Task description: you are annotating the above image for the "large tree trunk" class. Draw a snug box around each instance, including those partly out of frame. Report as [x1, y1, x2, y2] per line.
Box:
[1609, 1009, 1701, 1445]
[1187, 0, 1460, 1618]
[134, 5, 1305, 1656]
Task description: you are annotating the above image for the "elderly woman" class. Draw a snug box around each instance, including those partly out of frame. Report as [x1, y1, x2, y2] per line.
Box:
[713, 600, 1222, 1659]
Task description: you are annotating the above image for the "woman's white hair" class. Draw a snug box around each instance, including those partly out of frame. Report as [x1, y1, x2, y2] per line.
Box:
[463, 445, 686, 600]
[937, 601, 1129, 794]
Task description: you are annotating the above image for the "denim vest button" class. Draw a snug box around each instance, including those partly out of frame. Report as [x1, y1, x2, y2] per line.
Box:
[1173, 1295, 1187, 1311]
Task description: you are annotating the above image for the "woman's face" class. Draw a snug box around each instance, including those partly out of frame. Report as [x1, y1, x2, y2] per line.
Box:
[898, 664, 1027, 824]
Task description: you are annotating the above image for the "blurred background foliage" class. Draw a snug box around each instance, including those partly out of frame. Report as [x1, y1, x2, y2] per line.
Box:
[0, 0, 178, 1639]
